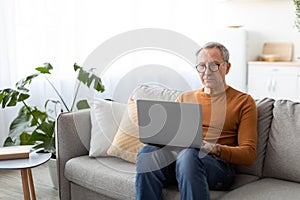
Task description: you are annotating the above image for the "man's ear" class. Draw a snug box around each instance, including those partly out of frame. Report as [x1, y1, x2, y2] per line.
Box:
[225, 62, 231, 75]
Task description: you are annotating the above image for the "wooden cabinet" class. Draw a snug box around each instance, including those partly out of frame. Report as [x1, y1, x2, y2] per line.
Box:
[247, 62, 300, 101]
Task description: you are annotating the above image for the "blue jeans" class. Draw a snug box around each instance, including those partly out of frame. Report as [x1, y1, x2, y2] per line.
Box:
[135, 145, 235, 200]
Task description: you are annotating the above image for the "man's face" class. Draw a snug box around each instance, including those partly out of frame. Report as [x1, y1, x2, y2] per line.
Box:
[196, 47, 230, 90]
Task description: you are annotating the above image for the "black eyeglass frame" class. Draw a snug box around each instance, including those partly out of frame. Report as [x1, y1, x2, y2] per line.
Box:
[195, 62, 226, 73]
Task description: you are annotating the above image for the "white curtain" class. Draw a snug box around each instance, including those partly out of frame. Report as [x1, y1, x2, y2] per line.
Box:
[0, 0, 218, 145]
[0, 0, 18, 145]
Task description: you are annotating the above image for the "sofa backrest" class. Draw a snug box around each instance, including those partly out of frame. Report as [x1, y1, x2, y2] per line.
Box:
[236, 98, 275, 177]
[263, 100, 300, 183]
[131, 84, 183, 101]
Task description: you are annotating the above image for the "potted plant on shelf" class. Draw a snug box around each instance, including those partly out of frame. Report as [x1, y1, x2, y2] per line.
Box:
[0, 62, 104, 188]
[294, 0, 300, 60]
[294, 0, 300, 31]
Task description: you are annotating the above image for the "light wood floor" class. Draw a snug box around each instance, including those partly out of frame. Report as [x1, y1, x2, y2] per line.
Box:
[0, 162, 59, 200]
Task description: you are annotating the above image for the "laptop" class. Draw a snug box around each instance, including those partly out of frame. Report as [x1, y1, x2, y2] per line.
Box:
[136, 99, 202, 148]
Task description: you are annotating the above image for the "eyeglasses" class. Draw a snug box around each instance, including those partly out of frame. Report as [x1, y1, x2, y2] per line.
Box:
[195, 62, 226, 73]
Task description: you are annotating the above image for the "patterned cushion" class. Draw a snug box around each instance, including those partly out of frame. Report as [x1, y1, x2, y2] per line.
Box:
[107, 99, 145, 163]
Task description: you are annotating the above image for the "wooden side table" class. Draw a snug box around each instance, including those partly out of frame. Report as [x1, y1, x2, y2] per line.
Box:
[0, 152, 51, 200]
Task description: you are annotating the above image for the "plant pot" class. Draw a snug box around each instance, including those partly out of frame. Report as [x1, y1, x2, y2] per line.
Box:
[48, 158, 58, 189]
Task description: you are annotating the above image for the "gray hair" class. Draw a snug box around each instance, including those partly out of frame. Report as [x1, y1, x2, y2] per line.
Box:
[196, 42, 230, 62]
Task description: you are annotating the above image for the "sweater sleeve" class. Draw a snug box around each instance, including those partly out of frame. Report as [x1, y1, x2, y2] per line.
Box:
[219, 96, 258, 166]
[175, 94, 183, 102]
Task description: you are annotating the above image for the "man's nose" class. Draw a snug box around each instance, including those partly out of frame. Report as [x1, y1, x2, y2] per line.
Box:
[203, 66, 211, 74]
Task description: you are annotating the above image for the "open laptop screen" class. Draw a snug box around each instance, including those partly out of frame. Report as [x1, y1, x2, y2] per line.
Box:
[137, 99, 202, 148]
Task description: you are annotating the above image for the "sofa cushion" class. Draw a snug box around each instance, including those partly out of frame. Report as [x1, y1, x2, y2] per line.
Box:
[70, 183, 116, 200]
[88, 98, 127, 157]
[65, 156, 229, 200]
[220, 178, 300, 200]
[107, 99, 145, 163]
[263, 100, 300, 182]
[162, 186, 227, 200]
[65, 156, 136, 199]
[236, 98, 274, 177]
[230, 174, 259, 190]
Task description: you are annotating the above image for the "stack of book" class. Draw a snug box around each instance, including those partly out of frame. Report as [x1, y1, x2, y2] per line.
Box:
[0, 145, 33, 160]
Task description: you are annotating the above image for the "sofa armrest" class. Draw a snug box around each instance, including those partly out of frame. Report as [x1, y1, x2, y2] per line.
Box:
[57, 109, 91, 200]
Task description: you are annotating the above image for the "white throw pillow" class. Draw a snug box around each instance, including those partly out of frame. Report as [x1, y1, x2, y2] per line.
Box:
[88, 98, 126, 157]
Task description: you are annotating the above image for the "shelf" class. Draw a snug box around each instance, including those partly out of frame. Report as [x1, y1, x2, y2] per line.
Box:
[248, 61, 300, 66]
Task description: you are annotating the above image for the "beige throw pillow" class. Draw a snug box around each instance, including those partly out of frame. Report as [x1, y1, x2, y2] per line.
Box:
[107, 98, 145, 163]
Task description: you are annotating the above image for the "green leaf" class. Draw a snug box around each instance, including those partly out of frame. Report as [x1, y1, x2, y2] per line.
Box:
[16, 73, 39, 91]
[17, 93, 30, 101]
[3, 137, 15, 146]
[76, 69, 105, 92]
[32, 143, 45, 152]
[1, 91, 12, 108]
[76, 99, 90, 110]
[93, 76, 105, 92]
[29, 130, 55, 154]
[0, 90, 7, 103]
[35, 67, 51, 74]
[77, 68, 89, 84]
[20, 132, 35, 145]
[0, 89, 30, 108]
[7, 91, 18, 106]
[37, 121, 55, 138]
[8, 107, 32, 139]
[30, 108, 48, 126]
[74, 63, 81, 71]
[43, 137, 55, 153]
[35, 63, 53, 74]
[86, 73, 94, 87]
[29, 130, 48, 142]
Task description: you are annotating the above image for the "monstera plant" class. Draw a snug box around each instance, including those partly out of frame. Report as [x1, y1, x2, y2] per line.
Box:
[0, 63, 104, 157]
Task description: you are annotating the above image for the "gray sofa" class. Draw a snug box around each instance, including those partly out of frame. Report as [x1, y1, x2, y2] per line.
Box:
[57, 85, 300, 200]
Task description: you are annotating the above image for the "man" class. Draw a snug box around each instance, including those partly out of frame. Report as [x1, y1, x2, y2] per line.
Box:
[135, 42, 257, 200]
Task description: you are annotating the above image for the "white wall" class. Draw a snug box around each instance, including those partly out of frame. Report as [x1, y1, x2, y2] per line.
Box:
[215, 0, 300, 61]
[10, 0, 300, 77]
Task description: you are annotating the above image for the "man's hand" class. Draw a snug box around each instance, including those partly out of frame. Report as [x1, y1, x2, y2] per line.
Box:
[201, 140, 222, 157]
[201, 140, 214, 153]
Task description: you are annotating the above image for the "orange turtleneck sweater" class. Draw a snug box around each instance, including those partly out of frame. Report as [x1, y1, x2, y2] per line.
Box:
[176, 86, 257, 166]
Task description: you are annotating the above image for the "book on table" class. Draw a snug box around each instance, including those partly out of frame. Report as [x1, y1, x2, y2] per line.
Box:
[0, 145, 34, 160]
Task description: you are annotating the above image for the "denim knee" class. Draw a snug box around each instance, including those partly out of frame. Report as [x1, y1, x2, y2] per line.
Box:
[176, 149, 204, 179]
[137, 146, 175, 173]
